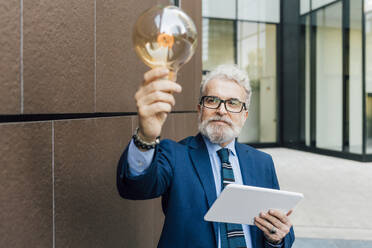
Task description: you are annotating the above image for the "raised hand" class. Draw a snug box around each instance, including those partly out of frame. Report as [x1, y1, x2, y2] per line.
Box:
[134, 67, 182, 142]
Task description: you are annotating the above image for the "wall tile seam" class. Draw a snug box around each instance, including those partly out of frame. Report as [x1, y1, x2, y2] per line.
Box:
[0, 116, 135, 125]
[52, 121, 55, 248]
[94, 0, 97, 113]
[20, 0, 24, 114]
[0, 111, 197, 124]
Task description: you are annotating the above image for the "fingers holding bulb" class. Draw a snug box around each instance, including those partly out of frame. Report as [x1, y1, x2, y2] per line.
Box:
[143, 67, 170, 83]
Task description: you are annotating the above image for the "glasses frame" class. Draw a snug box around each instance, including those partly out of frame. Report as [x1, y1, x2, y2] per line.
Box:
[199, 95, 247, 113]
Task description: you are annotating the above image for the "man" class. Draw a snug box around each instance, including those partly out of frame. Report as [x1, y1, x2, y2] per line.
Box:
[117, 64, 295, 248]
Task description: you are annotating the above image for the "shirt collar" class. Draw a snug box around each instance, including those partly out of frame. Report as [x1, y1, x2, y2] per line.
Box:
[202, 135, 237, 157]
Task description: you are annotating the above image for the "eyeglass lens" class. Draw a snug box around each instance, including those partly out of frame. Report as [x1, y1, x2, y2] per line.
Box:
[202, 96, 243, 113]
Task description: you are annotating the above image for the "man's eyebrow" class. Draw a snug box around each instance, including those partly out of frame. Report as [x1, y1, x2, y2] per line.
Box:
[227, 98, 240, 101]
[206, 95, 219, 99]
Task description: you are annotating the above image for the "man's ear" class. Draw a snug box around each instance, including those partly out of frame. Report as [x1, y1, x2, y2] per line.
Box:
[197, 104, 201, 113]
[244, 111, 248, 120]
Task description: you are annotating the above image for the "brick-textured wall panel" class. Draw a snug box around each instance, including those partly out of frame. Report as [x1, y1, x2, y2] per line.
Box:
[174, 0, 202, 112]
[54, 117, 161, 247]
[96, 0, 151, 113]
[162, 113, 177, 139]
[96, 0, 200, 113]
[23, 0, 95, 114]
[0, 0, 20, 114]
[174, 112, 199, 141]
[131, 115, 139, 134]
[0, 122, 52, 248]
[162, 112, 199, 141]
[152, 197, 165, 245]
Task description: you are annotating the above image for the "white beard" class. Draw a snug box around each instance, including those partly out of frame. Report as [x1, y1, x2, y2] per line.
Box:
[198, 114, 245, 144]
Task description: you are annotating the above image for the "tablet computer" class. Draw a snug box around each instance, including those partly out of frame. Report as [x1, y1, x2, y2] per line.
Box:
[204, 184, 304, 225]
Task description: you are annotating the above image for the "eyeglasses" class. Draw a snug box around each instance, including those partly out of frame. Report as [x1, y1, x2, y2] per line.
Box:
[199, 96, 247, 113]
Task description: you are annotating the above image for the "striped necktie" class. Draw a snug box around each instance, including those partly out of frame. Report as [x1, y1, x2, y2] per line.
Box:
[217, 148, 247, 248]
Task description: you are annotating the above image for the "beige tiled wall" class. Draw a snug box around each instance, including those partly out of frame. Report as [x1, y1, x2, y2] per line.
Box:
[0, 0, 20, 114]
[0, 114, 199, 248]
[23, 0, 95, 114]
[0, 122, 53, 247]
[1, 0, 201, 115]
[0, 0, 202, 247]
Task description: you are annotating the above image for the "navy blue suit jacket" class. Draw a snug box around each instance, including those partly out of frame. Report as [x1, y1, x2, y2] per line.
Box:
[117, 134, 295, 248]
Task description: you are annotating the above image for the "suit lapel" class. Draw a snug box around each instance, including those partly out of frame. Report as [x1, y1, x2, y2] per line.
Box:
[235, 142, 261, 248]
[235, 142, 258, 187]
[188, 134, 218, 246]
[188, 137, 263, 247]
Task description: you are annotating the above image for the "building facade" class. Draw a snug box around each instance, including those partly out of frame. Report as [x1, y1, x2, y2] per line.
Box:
[203, 0, 372, 161]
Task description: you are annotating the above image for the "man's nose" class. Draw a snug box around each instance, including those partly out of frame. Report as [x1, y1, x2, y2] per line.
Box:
[216, 102, 228, 115]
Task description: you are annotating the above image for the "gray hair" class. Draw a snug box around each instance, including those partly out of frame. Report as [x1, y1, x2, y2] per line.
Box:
[200, 64, 252, 110]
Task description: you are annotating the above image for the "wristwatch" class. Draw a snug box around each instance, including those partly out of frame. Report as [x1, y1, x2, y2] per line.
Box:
[132, 127, 160, 150]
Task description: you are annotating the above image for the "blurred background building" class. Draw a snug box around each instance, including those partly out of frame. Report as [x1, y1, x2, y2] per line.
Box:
[203, 0, 372, 162]
[0, 0, 371, 247]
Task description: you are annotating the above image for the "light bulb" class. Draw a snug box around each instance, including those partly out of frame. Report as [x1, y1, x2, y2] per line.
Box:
[132, 5, 198, 80]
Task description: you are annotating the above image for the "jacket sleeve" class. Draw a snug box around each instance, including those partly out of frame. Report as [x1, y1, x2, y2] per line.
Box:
[126, 139, 155, 176]
[267, 155, 296, 248]
[263, 226, 295, 248]
[283, 227, 295, 248]
[116, 139, 175, 200]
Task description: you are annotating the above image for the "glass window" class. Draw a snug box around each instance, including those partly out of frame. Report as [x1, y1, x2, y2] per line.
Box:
[237, 22, 277, 143]
[237, 0, 280, 23]
[202, 0, 236, 19]
[303, 16, 311, 146]
[312, 0, 338, 10]
[365, 0, 372, 152]
[366, 0, 372, 14]
[202, 19, 235, 71]
[315, 2, 343, 151]
[301, 0, 311, 15]
[349, 0, 363, 154]
[202, 0, 279, 144]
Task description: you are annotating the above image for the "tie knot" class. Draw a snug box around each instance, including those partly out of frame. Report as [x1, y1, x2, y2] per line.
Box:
[217, 148, 230, 164]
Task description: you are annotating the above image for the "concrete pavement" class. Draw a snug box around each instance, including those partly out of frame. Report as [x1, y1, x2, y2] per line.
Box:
[259, 148, 372, 247]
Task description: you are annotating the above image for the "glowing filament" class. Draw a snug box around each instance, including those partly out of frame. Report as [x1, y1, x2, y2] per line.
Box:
[157, 33, 174, 48]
